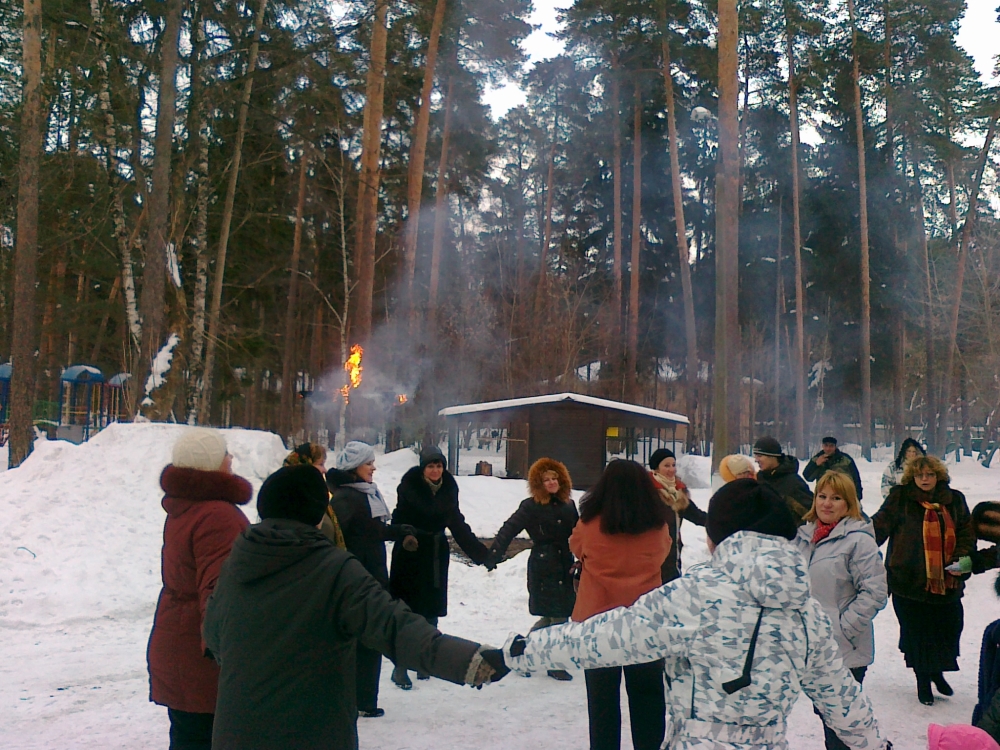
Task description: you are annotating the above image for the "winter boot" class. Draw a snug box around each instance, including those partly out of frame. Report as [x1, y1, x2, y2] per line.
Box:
[931, 673, 954, 697]
[916, 673, 934, 706]
[547, 669, 573, 681]
[416, 671, 430, 680]
[391, 666, 412, 690]
[359, 708, 385, 718]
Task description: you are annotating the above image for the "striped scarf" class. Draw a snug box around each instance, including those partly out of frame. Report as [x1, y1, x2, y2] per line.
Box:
[919, 500, 958, 595]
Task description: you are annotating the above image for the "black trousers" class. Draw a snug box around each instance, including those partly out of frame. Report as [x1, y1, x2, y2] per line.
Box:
[356, 643, 382, 713]
[584, 660, 666, 750]
[168, 708, 213, 750]
[820, 666, 867, 750]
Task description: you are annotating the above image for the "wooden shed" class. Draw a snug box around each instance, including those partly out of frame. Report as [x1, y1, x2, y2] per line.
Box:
[439, 393, 689, 489]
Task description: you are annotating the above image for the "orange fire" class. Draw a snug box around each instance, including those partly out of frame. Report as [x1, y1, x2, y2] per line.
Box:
[339, 345, 363, 403]
[396, 394, 408, 404]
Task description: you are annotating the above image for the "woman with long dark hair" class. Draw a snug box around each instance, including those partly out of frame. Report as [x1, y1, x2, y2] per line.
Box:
[571, 459, 671, 750]
[873, 455, 975, 705]
[881, 438, 926, 499]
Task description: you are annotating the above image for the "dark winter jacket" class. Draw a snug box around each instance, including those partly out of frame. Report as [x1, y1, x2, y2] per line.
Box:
[650, 474, 708, 584]
[203, 519, 482, 750]
[389, 467, 488, 618]
[756, 455, 812, 522]
[327, 468, 407, 588]
[491, 496, 580, 617]
[871, 481, 975, 602]
[147, 465, 252, 714]
[803, 449, 864, 500]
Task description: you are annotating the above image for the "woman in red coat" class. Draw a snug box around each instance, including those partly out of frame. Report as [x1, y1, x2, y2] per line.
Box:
[147, 428, 253, 750]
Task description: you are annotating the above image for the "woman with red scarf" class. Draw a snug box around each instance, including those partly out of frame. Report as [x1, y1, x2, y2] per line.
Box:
[873, 455, 975, 706]
[795, 470, 888, 750]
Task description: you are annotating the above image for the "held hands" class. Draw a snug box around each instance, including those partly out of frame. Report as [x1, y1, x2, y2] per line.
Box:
[483, 549, 501, 572]
[945, 556, 972, 575]
[402, 535, 419, 552]
[465, 646, 511, 689]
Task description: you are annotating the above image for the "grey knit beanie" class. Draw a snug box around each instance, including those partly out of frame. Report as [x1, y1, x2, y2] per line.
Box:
[336, 441, 376, 472]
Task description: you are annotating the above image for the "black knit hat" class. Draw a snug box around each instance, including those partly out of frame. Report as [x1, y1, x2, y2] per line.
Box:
[257, 465, 330, 526]
[648, 448, 676, 471]
[706, 479, 798, 546]
[821, 436, 838, 446]
[752, 436, 783, 457]
[420, 445, 447, 471]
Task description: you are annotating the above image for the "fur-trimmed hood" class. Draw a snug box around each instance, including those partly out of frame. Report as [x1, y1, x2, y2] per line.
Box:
[160, 464, 253, 510]
[528, 458, 572, 504]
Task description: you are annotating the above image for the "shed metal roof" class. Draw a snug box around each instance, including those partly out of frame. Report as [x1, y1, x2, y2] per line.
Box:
[438, 392, 689, 425]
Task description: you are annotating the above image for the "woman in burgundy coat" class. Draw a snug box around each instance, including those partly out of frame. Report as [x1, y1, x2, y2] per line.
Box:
[146, 428, 253, 750]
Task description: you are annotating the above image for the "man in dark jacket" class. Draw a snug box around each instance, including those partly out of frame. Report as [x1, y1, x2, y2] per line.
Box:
[203, 465, 507, 750]
[752, 435, 812, 522]
[803, 436, 864, 500]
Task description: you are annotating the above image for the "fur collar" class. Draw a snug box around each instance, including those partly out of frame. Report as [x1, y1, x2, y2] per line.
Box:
[399, 465, 458, 510]
[160, 464, 253, 505]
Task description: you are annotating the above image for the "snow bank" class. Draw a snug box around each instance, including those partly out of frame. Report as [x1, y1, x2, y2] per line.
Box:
[676, 453, 712, 489]
[0, 423, 286, 626]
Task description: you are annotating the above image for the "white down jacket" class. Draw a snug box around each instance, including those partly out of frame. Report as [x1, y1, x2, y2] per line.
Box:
[794, 518, 888, 668]
[506, 531, 890, 750]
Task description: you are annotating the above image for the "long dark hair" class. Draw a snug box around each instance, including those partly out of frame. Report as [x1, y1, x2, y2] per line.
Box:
[579, 459, 669, 535]
[894, 438, 926, 470]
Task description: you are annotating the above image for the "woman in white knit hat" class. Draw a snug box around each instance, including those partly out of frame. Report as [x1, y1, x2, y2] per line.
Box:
[326, 441, 418, 718]
[147, 427, 253, 750]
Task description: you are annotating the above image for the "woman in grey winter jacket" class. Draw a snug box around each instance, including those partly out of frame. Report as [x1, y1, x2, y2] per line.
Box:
[795, 470, 888, 750]
[503, 480, 892, 750]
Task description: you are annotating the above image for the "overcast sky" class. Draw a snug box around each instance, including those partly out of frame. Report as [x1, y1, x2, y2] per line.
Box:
[483, 0, 1000, 119]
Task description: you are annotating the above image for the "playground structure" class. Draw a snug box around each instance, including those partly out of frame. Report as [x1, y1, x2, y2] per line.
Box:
[57, 365, 105, 444]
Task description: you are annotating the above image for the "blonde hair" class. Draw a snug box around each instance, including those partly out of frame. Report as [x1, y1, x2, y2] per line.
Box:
[284, 443, 327, 468]
[901, 454, 949, 485]
[803, 470, 863, 522]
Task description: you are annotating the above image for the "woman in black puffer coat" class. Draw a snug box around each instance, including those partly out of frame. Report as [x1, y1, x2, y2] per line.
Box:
[487, 457, 578, 681]
[389, 446, 490, 689]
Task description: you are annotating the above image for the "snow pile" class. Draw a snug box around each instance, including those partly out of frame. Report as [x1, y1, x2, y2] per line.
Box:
[0, 423, 286, 626]
[676, 453, 712, 489]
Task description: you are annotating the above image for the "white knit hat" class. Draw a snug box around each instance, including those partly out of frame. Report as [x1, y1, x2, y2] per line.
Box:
[336, 441, 376, 472]
[172, 428, 228, 471]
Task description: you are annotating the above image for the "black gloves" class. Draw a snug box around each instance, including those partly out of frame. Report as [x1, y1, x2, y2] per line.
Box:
[479, 649, 510, 683]
[509, 635, 527, 657]
[483, 549, 501, 571]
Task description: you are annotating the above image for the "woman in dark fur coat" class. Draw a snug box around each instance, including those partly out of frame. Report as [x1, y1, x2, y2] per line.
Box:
[487, 457, 579, 681]
[388, 446, 490, 689]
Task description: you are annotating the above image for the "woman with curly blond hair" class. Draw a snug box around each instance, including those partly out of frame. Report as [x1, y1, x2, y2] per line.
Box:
[284, 443, 345, 548]
[873, 454, 975, 705]
[487, 457, 578, 681]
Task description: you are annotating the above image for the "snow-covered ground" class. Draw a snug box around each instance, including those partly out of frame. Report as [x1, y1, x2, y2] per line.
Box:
[2, 426, 998, 748]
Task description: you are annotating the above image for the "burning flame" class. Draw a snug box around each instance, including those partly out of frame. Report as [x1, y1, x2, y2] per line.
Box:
[396, 394, 408, 405]
[340, 345, 363, 403]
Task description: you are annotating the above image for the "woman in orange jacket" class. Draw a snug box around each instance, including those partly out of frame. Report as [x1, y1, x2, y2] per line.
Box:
[570, 459, 672, 750]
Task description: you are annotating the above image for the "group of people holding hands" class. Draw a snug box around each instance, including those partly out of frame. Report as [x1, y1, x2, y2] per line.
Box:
[145, 426, 1000, 750]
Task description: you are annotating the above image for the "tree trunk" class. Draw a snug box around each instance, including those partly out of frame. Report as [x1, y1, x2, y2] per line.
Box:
[848, 0, 873, 460]
[713, 0, 740, 469]
[610, 56, 623, 372]
[427, 77, 455, 322]
[775, 196, 783, 433]
[915, 175, 937, 451]
[198, 0, 270, 425]
[8, 0, 44, 467]
[938, 113, 999, 450]
[785, 12, 807, 458]
[90, 275, 121, 363]
[90, 0, 142, 358]
[136, 0, 184, 416]
[535, 140, 556, 310]
[402, 0, 448, 326]
[660, 14, 699, 443]
[627, 80, 642, 399]
[280, 153, 309, 438]
[353, 0, 390, 345]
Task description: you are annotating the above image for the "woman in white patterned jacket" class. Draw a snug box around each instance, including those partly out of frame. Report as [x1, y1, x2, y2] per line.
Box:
[502, 479, 893, 750]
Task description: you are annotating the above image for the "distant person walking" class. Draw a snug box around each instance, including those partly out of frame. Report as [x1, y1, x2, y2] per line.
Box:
[795, 470, 888, 750]
[487, 457, 579, 681]
[147, 428, 252, 750]
[804, 437, 864, 500]
[284, 442, 344, 548]
[647, 448, 707, 583]
[881, 438, 926, 499]
[326, 441, 418, 718]
[752, 436, 812, 522]
[389, 446, 491, 689]
[568, 460, 671, 750]
[872, 455, 975, 705]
